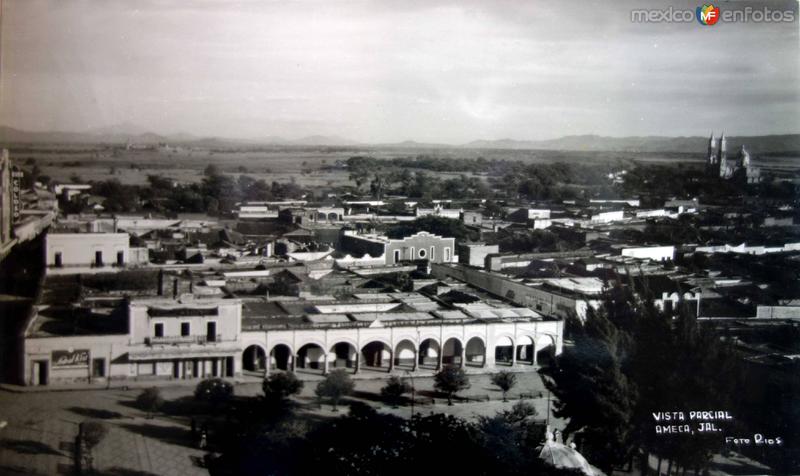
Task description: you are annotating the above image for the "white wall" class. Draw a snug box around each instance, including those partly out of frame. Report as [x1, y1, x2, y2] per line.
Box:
[46, 233, 130, 267]
[590, 210, 624, 223]
[129, 299, 241, 344]
[621, 246, 675, 261]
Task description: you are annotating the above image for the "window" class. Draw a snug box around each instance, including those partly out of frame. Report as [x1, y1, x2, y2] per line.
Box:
[95, 251, 104, 267]
[393, 250, 401, 263]
[409, 247, 415, 260]
[54, 252, 63, 268]
[418, 248, 427, 259]
[206, 322, 217, 342]
[116, 251, 124, 266]
[154, 323, 164, 337]
[444, 247, 451, 262]
[430, 246, 435, 261]
[181, 322, 191, 337]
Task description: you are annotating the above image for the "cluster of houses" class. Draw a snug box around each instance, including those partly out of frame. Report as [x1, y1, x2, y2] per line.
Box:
[2, 149, 798, 388]
[0, 150, 57, 261]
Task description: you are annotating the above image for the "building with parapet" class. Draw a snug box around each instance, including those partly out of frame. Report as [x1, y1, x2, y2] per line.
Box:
[340, 230, 456, 265]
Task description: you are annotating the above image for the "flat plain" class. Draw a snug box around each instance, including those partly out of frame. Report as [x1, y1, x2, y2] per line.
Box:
[11, 143, 800, 188]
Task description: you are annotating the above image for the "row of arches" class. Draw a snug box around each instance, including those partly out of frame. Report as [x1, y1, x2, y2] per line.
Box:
[242, 335, 556, 375]
[314, 212, 341, 222]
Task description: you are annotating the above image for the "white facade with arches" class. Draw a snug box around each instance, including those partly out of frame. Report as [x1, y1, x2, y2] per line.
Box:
[240, 318, 563, 375]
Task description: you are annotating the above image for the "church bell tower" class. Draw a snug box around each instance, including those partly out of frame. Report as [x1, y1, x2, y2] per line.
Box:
[707, 133, 717, 165]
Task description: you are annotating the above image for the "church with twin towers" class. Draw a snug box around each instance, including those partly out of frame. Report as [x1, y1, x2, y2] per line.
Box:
[706, 132, 761, 184]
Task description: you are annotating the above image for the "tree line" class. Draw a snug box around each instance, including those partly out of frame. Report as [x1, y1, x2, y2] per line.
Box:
[203, 369, 583, 476]
[347, 156, 616, 201]
[63, 164, 307, 215]
[541, 284, 798, 474]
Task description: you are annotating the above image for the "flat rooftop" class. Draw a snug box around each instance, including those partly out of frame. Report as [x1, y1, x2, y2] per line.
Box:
[238, 291, 548, 331]
[27, 298, 128, 337]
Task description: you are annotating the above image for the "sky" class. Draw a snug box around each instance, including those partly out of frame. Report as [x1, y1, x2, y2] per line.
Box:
[1, 0, 798, 143]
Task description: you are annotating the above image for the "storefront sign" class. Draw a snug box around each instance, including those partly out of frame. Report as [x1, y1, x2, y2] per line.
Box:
[52, 349, 90, 368]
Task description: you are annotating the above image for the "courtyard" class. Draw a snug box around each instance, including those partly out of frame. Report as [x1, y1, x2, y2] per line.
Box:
[0, 371, 554, 476]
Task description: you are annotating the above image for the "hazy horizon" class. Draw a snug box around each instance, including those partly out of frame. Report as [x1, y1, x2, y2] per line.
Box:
[2, 0, 798, 143]
[2, 121, 800, 147]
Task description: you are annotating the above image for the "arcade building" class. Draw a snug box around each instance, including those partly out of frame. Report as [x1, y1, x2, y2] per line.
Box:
[19, 269, 562, 387]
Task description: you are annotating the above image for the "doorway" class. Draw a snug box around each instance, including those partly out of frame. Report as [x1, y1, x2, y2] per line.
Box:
[92, 358, 106, 378]
[34, 360, 48, 385]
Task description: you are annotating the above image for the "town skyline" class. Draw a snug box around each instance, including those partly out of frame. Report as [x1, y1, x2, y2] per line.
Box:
[0, 1, 798, 474]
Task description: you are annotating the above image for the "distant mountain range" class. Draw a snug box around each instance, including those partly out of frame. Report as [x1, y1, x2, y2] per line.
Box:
[464, 134, 800, 154]
[0, 126, 360, 148]
[1, 125, 797, 154]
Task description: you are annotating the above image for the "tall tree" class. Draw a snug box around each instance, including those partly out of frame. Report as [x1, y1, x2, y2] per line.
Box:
[315, 369, 355, 411]
[380, 376, 412, 407]
[543, 306, 636, 475]
[434, 366, 470, 405]
[263, 372, 304, 403]
[491, 371, 518, 402]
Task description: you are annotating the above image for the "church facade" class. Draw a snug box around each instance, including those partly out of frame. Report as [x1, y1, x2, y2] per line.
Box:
[706, 133, 761, 183]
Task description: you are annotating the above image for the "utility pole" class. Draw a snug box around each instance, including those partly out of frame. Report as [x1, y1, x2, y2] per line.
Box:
[405, 369, 415, 419]
[546, 387, 551, 426]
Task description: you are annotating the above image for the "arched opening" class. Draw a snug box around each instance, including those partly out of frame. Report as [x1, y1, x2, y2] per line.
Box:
[536, 335, 557, 368]
[296, 343, 326, 373]
[516, 335, 535, 365]
[243, 345, 267, 373]
[494, 336, 514, 366]
[465, 336, 486, 367]
[418, 338, 440, 369]
[269, 344, 292, 371]
[394, 339, 417, 370]
[317, 212, 327, 222]
[327, 212, 338, 221]
[393, 249, 401, 263]
[361, 341, 392, 372]
[330, 342, 358, 372]
[442, 337, 463, 366]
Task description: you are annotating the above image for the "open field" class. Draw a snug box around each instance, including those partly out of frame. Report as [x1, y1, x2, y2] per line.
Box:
[6, 143, 800, 186]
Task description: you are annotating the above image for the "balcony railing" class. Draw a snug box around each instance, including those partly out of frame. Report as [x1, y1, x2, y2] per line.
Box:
[145, 334, 223, 346]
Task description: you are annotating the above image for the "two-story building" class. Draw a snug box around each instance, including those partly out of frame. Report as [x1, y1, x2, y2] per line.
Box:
[21, 296, 242, 386]
[127, 298, 242, 379]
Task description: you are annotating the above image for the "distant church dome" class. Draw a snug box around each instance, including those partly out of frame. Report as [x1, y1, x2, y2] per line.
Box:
[739, 144, 751, 167]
